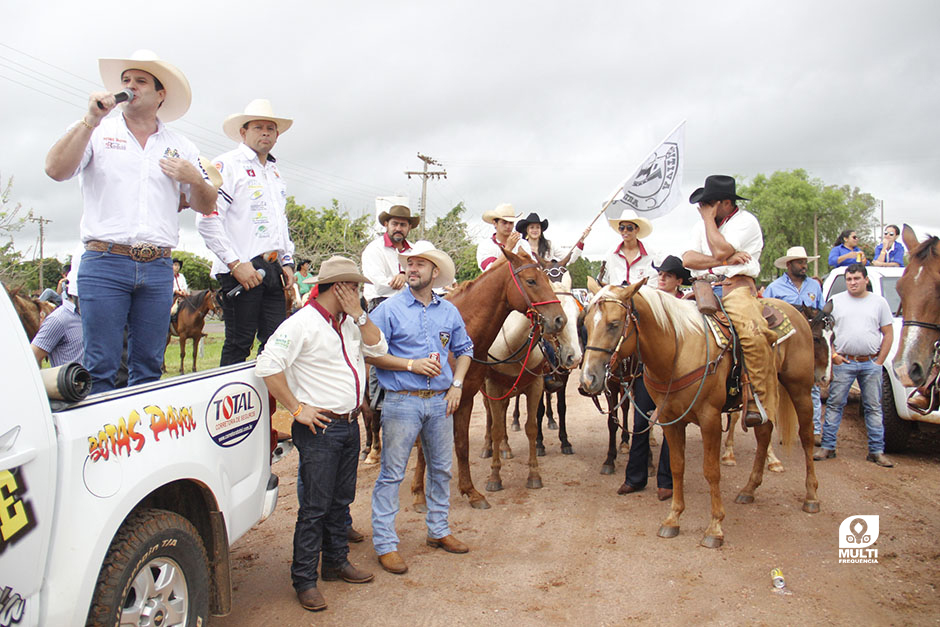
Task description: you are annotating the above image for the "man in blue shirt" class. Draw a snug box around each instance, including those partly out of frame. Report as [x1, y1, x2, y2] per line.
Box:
[31, 284, 84, 367]
[763, 245, 825, 440]
[367, 241, 474, 576]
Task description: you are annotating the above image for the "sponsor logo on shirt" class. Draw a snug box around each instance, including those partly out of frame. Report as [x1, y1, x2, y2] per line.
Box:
[246, 168, 256, 177]
[214, 161, 224, 172]
[163, 147, 181, 159]
[103, 137, 127, 150]
[440, 331, 451, 349]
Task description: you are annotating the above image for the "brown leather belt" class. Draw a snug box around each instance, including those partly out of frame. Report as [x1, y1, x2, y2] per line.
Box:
[394, 390, 445, 399]
[321, 408, 361, 422]
[842, 353, 879, 362]
[85, 240, 172, 263]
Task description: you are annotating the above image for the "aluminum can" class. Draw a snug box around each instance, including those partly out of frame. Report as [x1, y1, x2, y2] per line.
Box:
[429, 352, 441, 364]
[771, 568, 785, 589]
[856, 251, 863, 263]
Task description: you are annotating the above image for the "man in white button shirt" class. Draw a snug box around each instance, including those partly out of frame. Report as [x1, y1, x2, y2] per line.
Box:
[476, 203, 534, 272]
[197, 99, 296, 366]
[361, 204, 418, 310]
[44, 50, 217, 392]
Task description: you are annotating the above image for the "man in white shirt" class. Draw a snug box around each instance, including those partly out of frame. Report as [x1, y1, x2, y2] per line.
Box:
[44, 50, 217, 392]
[197, 99, 296, 366]
[361, 205, 418, 309]
[682, 175, 777, 428]
[476, 203, 534, 272]
[256, 256, 387, 612]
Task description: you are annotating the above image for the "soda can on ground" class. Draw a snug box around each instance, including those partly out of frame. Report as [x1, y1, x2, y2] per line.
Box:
[771, 568, 785, 589]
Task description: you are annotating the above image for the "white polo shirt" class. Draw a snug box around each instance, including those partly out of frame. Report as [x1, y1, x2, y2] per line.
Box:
[688, 208, 763, 279]
[197, 143, 295, 278]
[476, 234, 534, 272]
[361, 234, 412, 302]
[72, 115, 202, 247]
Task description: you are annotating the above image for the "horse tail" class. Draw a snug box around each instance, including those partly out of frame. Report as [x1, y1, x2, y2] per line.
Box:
[776, 383, 797, 449]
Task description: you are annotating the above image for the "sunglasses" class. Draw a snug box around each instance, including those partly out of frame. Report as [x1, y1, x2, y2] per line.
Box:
[618, 223, 638, 233]
[884, 231, 896, 236]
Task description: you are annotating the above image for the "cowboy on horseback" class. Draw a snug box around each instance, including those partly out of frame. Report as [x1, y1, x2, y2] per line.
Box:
[169, 257, 190, 323]
[682, 175, 778, 428]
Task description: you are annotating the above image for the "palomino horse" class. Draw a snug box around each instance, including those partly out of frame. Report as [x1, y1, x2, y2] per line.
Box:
[721, 304, 834, 469]
[478, 276, 583, 492]
[168, 289, 220, 374]
[410, 248, 567, 510]
[5, 284, 52, 340]
[893, 225, 940, 400]
[579, 281, 819, 547]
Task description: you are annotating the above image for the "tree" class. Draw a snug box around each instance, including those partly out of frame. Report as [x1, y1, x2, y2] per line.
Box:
[424, 202, 480, 282]
[172, 251, 217, 290]
[567, 256, 603, 288]
[287, 198, 374, 270]
[737, 169, 878, 280]
[0, 175, 34, 286]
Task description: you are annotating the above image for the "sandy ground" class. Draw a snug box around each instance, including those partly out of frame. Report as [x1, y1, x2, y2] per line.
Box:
[212, 377, 940, 626]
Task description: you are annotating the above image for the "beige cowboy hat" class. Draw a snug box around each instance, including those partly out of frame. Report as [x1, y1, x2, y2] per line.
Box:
[398, 240, 456, 288]
[98, 50, 192, 122]
[303, 256, 372, 285]
[482, 203, 521, 225]
[198, 157, 223, 189]
[378, 204, 420, 228]
[774, 245, 819, 269]
[607, 208, 653, 239]
[223, 99, 294, 143]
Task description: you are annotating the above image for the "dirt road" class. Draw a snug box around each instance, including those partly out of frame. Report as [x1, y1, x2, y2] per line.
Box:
[213, 378, 940, 626]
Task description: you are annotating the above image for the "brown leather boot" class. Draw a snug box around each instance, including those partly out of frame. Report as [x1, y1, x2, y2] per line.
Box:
[426, 534, 469, 554]
[321, 561, 374, 583]
[347, 526, 365, 543]
[743, 410, 766, 427]
[378, 551, 408, 574]
[296, 587, 327, 612]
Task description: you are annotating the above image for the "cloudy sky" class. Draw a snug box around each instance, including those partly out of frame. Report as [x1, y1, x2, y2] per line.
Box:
[3, 0, 938, 266]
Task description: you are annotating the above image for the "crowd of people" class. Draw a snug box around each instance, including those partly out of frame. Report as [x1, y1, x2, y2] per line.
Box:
[24, 47, 913, 613]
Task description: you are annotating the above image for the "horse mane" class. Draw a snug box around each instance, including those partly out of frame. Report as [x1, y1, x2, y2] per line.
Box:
[910, 234, 940, 263]
[180, 289, 209, 312]
[636, 285, 705, 340]
[447, 258, 507, 300]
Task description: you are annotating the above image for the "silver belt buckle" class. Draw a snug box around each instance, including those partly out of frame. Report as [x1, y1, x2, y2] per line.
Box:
[129, 242, 160, 262]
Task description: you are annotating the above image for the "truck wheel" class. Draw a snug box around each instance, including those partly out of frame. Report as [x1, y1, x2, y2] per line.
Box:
[882, 368, 914, 453]
[86, 508, 209, 627]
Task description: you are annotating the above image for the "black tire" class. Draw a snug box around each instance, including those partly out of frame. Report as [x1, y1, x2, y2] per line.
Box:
[86, 508, 209, 627]
[882, 368, 914, 453]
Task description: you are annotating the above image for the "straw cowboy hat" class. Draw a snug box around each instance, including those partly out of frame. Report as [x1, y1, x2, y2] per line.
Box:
[98, 50, 192, 122]
[607, 208, 653, 239]
[773, 245, 819, 269]
[303, 256, 372, 285]
[378, 204, 420, 229]
[399, 240, 456, 288]
[515, 212, 549, 234]
[482, 203, 521, 225]
[198, 157, 223, 189]
[653, 255, 692, 285]
[223, 99, 294, 143]
[689, 175, 749, 205]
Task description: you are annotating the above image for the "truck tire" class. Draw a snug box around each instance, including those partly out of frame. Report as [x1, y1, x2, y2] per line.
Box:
[86, 508, 209, 627]
[882, 368, 914, 453]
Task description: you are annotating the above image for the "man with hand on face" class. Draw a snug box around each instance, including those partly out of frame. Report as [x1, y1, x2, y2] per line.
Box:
[198, 99, 296, 366]
[256, 256, 387, 612]
[44, 50, 217, 393]
[367, 241, 474, 576]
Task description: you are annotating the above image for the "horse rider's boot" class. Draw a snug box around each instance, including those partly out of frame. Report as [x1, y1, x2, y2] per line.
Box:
[743, 389, 769, 428]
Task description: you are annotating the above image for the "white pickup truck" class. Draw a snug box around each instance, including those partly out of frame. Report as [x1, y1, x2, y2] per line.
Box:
[0, 288, 279, 626]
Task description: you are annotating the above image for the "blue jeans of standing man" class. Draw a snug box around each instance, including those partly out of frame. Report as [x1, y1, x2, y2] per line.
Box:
[372, 391, 452, 556]
[292, 416, 359, 592]
[76, 251, 173, 393]
[820, 359, 885, 454]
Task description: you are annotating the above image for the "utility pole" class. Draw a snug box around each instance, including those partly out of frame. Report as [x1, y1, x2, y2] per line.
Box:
[813, 212, 819, 278]
[28, 215, 52, 290]
[404, 153, 447, 238]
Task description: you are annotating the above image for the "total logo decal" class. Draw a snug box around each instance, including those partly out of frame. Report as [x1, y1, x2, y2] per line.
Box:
[838, 514, 879, 563]
[206, 383, 262, 447]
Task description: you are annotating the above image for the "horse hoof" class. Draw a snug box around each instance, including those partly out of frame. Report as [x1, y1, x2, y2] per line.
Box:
[501, 450, 514, 460]
[470, 498, 491, 510]
[511, 423, 521, 432]
[803, 500, 821, 514]
[364, 452, 380, 465]
[735, 493, 755, 505]
[480, 449, 493, 459]
[767, 461, 785, 473]
[413, 503, 429, 514]
[561, 445, 574, 455]
[657, 526, 680, 539]
[359, 450, 368, 461]
[701, 535, 724, 549]
[547, 419, 558, 430]
[619, 442, 629, 454]
[536, 447, 546, 457]
[720, 456, 736, 466]
[600, 464, 615, 475]
[485, 480, 504, 492]
[526, 477, 543, 489]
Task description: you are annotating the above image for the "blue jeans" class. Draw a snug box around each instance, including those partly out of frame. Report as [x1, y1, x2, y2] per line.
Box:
[76, 251, 172, 393]
[372, 392, 452, 555]
[812, 384, 822, 434]
[292, 417, 359, 591]
[820, 360, 885, 454]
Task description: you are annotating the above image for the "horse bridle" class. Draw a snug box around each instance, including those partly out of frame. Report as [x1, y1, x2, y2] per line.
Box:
[508, 261, 561, 326]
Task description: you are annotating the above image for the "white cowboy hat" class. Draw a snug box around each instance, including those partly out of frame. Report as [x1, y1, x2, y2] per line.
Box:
[198, 157, 223, 189]
[482, 203, 521, 225]
[399, 240, 456, 288]
[304, 256, 372, 285]
[607, 208, 653, 239]
[774, 245, 819, 269]
[223, 99, 293, 143]
[98, 50, 192, 122]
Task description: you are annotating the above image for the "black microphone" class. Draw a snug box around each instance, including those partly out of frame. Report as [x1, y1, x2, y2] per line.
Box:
[228, 268, 266, 298]
[96, 89, 135, 110]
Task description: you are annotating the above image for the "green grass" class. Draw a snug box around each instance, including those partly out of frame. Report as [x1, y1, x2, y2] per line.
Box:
[161, 332, 260, 378]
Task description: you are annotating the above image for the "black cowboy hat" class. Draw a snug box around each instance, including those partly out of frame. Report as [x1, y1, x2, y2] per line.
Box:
[689, 175, 749, 204]
[653, 255, 692, 285]
[172, 257, 184, 266]
[515, 212, 549, 234]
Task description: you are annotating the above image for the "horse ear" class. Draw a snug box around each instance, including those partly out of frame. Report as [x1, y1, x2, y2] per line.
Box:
[901, 224, 919, 255]
[822, 299, 833, 315]
[587, 276, 601, 295]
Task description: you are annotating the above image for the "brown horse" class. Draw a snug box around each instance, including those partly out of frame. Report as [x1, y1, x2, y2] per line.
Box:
[410, 248, 567, 510]
[168, 289, 220, 374]
[5, 283, 50, 340]
[579, 281, 819, 547]
[893, 225, 940, 397]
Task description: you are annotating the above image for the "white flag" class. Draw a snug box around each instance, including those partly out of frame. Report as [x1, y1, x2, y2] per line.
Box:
[606, 121, 685, 221]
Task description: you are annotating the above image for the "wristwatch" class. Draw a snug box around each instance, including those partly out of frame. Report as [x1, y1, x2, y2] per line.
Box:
[451, 379, 463, 389]
[354, 311, 368, 327]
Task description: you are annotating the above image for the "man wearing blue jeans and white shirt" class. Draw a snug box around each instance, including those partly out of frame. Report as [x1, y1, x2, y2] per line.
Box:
[367, 241, 474, 575]
[44, 50, 216, 392]
[762, 245, 825, 440]
[814, 263, 894, 467]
